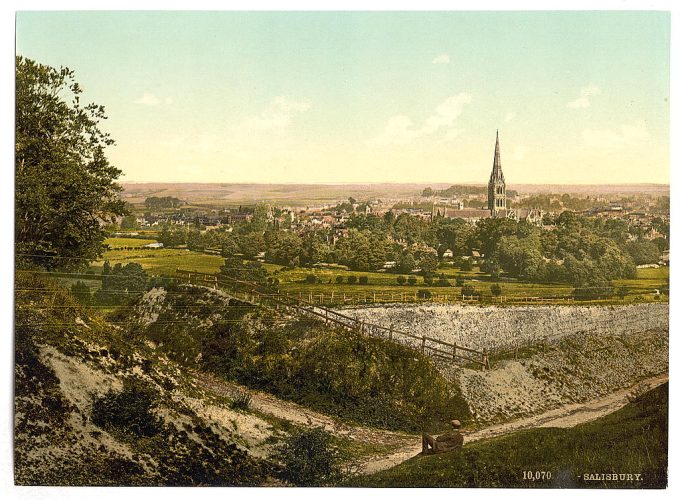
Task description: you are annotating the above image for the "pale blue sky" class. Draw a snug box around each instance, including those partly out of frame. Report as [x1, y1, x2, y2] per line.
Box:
[16, 11, 670, 184]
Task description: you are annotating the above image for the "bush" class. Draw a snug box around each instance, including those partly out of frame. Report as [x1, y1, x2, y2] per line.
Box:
[461, 284, 479, 298]
[229, 389, 252, 411]
[305, 274, 317, 284]
[460, 259, 473, 271]
[273, 427, 345, 486]
[436, 276, 450, 287]
[490, 284, 502, 296]
[423, 274, 434, 286]
[455, 277, 465, 287]
[347, 275, 357, 285]
[396, 275, 406, 285]
[407, 276, 417, 286]
[335, 276, 344, 284]
[358, 276, 369, 285]
[91, 378, 162, 437]
[417, 289, 432, 299]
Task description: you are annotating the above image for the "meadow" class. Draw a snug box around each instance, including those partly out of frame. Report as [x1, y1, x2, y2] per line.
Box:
[92, 247, 669, 305]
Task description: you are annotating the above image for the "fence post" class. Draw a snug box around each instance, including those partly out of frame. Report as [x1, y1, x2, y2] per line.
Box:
[482, 348, 490, 370]
[389, 326, 393, 341]
[421, 337, 426, 354]
[452, 343, 457, 361]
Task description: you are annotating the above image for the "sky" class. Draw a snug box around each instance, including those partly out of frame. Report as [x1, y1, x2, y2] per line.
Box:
[15, 10, 671, 185]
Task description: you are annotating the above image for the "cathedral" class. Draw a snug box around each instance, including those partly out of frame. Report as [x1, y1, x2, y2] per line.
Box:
[433, 131, 542, 225]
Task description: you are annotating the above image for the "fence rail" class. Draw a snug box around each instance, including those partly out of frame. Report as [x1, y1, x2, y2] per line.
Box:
[175, 269, 490, 369]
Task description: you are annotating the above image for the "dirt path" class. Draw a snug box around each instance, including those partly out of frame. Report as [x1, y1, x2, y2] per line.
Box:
[193, 371, 415, 448]
[193, 370, 667, 475]
[359, 373, 668, 474]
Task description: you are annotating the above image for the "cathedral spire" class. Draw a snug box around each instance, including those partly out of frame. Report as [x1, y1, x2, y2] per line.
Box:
[491, 129, 504, 182]
[488, 129, 507, 217]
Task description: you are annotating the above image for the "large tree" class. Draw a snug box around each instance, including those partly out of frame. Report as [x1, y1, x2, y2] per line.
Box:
[15, 57, 125, 270]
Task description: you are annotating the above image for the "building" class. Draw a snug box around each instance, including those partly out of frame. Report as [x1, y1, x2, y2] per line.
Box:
[487, 130, 507, 217]
[433, 130, 542, 225]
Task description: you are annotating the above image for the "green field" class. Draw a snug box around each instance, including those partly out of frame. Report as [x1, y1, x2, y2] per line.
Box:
[348, 383, 668, 488]
[104, 237, 158, 248]
[94, 248, 224, 276]
[93, 248, 669, 305]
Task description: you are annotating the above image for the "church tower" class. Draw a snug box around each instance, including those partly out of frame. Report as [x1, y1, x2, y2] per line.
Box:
[487, 130, 506, 217]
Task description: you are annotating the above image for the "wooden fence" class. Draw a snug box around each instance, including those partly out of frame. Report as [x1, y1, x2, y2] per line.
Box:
[175, 269, 490, 369]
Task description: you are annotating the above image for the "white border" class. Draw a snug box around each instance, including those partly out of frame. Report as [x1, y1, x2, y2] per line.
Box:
[2, 2, 677, 500]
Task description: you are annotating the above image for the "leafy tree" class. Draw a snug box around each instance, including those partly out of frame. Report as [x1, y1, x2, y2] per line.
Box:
[273, 427, 346, 486]
[396, 252, 416, 274]
[239, 231, 265, 260]
[219, 256, 268, 287]
[396, 275, 406, 285]
[305, 274, 317, 284]
[71, 280, 91, 304]
[358, 276, 369, 285]
[490, 284, 502, 297]
[417, 289, 432, 299]
[625, 241, 661, 265]
[120, 215, 138, 230]
[419, 253, 439, 275]
[407, 276, 417, 286]
[461, 284, 479, 298]
[347, 275, 357, 285]
[335, 276, 344, 284]
[455, 277, 465, 287]
[16, 57, 126, 269]
[94, 262, 148, 305]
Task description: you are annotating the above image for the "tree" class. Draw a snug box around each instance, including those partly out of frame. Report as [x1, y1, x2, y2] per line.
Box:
[396, 252, 416, 274]
[419, 253, 439, 275]
[358, 276, 369, 285]
[16, 57, 126, 270]
[396, 275, 406, 285]
[461, 284, 479, 298]
[71, 280, 91, 304]
[347, 275, 357, 285]
[490, 284, 502, 297]
[273, 427, 345, 486]
[407, 276, 417, 286]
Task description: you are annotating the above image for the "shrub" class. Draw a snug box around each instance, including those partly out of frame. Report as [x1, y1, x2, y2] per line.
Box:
[490, 284, 502, 296]
[91, 378, 162, 437]
[396, 275, 406, 285]
[436, 276, 450, 287]
[358, 276, 369, 285]
[229, 389, 252, 411]
[335, 276, 344, 284]
[273, 427, 345, 486]
[423, 274, 434, 286]
[407, 276, 417, 286]
[305, 274, 317, 284]
[461, 284, 479, 298]
[460, 259, 473, 271]
[347, 275, 357, 285]
[455, 277, 465, 287]
[417, 289, 432, 299]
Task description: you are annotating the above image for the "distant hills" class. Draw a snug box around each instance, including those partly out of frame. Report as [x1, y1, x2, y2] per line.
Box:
[120, 182, 669, 206]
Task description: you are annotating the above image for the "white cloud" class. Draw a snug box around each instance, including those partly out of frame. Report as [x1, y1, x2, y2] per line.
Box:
[370, 93, 471, 145]
[582, 122, 650, 148]
[567, 85, 601, 109]
[243, 96, 311, 131]
[432, 53, 450, 64]
[134, 91, 172, 107]
[504, 112, 516, 123]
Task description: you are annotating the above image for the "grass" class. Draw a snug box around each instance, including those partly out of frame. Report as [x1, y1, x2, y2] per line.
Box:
[348, 383, 668, 488]
[93, 248, 224, 276]
[91, 247, 669, 305]
[104, 237, 158, 248]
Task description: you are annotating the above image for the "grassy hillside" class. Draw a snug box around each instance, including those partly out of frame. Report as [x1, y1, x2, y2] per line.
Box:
[350, 383, 668, 488]
[14, 273, 270, 485]
[122, 284, 469, 433]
